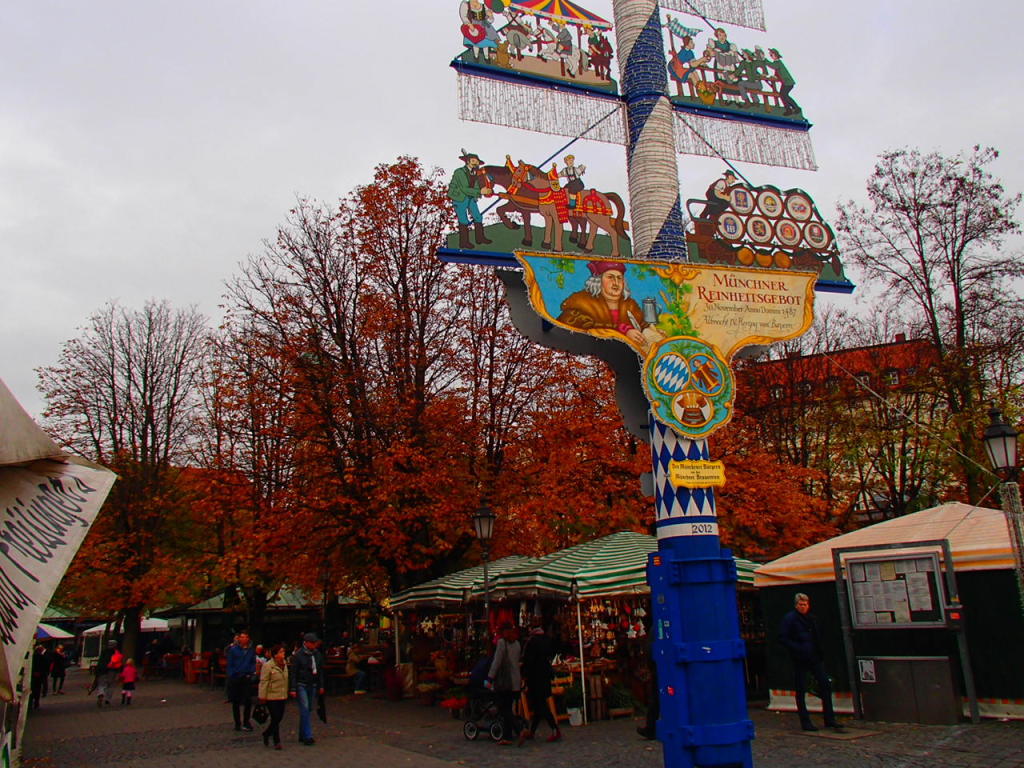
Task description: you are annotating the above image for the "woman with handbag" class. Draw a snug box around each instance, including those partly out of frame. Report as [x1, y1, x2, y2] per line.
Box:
[257, 644, 290, 749]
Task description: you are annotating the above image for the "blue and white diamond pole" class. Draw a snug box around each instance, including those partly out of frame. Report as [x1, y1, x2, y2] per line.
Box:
[612, 1, 754, 766]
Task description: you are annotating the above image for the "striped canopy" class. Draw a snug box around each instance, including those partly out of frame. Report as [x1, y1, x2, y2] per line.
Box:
[36, 623, 73, 640]
[389, 556, 535, 610]
[472, 531, 759, 599]
[508, 0, 612, 29]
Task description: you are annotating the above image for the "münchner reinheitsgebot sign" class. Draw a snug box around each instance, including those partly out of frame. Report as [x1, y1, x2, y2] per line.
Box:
[516, 252, 815, 438]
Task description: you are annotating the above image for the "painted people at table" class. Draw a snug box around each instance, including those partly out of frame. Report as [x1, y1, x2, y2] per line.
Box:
[707, 27, 740, 78]
[768, 48, 799, 115]
[669, 35, 709, 90]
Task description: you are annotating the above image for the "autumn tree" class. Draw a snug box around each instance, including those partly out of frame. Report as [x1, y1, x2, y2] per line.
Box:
[186, 321, 301, 639]
[713, 413, 836, 560]
[226, 158, 509, 592]
[736, 304, 955, 525]
[837, 146, 1023, 502]
[495, 355, 650, 556]
[39, 300, 209, 657]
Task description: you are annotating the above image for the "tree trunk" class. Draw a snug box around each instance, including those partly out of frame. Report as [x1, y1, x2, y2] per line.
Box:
[122, 605, 143, 661]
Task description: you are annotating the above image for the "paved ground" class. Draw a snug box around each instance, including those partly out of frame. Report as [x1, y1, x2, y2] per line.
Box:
[18, 669, 1024, 768]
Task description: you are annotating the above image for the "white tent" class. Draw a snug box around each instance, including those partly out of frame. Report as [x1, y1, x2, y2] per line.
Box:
[82, 617, 170, 637]
[755, 502, 1014, 587]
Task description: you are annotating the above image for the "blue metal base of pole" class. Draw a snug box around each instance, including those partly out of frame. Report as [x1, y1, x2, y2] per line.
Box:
[648, 541, 754, 768]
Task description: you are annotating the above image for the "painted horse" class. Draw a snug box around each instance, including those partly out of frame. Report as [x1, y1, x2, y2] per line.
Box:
[483, 160, 629, 258]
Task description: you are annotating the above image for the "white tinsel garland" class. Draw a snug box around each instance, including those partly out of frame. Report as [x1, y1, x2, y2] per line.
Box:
[658, 0, 766, 32]
[456, 75, 626, 145]
[674, 112, 817, 171]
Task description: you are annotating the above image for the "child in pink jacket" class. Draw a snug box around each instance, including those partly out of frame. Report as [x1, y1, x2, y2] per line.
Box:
[120, 658, 138, 705]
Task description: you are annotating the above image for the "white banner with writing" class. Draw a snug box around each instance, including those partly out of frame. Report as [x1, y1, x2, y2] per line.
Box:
[0, 460, 115, 701]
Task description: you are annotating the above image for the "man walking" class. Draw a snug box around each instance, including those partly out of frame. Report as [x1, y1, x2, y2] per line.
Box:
[94, 640, 123, 707]
[289, 632, 326, 745]
[779, 593, 844, 732]
[226, 630, 256, 731]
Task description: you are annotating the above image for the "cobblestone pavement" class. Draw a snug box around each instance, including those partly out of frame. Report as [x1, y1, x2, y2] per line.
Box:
[19, 669, 1024, 768]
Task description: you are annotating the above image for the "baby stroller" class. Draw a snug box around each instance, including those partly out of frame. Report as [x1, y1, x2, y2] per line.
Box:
[462, 687, 527, 742]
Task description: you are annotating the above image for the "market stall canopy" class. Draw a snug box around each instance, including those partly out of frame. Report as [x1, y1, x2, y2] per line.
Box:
[755, 502, 1013, 587]
[507, 0, 612, 28]
[472, 531, 760, 599]
[389, 556, 536, 610]
[177, 588, 363, 614]
[82, 617, 170, 637]
[36, 623, 74, 641]
[0, 377, 117, 702]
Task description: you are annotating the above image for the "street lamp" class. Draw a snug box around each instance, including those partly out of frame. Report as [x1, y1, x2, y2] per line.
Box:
[473, 506, 496, 630]
[982, 407, 1024, 614]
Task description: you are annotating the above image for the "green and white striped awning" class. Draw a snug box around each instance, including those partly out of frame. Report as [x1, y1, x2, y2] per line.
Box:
[470, 532, 759, 599]
[389, 556, 536, 610]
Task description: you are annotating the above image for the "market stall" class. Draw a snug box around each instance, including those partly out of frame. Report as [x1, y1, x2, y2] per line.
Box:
[755, 502, 1024, 720]
[388, 556, 536, 699]
[471, 532, 761, 722]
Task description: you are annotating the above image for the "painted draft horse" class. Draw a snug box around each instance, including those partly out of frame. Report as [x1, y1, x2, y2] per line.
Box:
[483, 161, 629, 257]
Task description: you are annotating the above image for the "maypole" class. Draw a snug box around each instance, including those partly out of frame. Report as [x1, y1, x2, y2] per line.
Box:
[613, 2, 750, 765]
[440, 1, 853, 765]
[611, 0, 686, 261]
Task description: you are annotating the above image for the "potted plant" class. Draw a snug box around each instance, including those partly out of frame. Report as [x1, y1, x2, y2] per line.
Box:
[563, 681, 584, 726]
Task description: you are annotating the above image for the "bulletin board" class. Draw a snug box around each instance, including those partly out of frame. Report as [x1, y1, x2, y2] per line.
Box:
[846, 553, 947, 629]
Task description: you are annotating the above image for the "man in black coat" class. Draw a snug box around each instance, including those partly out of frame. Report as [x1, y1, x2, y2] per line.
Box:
[289, 633, 326, 745]
[518, 618, 560, 745]
[779, 593, 843, 732]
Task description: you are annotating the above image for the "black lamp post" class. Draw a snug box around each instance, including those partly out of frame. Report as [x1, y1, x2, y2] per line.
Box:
[473, 506, 496, 627]
[982, 407, 1024, 614]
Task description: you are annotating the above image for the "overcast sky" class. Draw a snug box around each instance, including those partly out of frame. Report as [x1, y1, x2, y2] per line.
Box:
[4, 0, 1023, 418]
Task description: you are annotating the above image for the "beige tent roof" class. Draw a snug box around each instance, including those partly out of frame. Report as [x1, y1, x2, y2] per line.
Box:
[0, 378, 61, 466]
[755, 502, 1015, 587]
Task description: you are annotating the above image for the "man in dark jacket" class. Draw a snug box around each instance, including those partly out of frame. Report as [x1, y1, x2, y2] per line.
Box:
[519, 618, 560, 745]
[226, 630, 256, 731]
[94, 640, 123, 707]
[289, 632, 325, 745]
[779, 593, 842, 732]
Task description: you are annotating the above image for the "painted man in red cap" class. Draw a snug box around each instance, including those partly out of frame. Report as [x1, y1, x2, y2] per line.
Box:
[557, 261, 660, 351]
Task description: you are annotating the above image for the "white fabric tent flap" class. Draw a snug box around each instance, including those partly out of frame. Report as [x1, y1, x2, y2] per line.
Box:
[82, 617, 170, 637]
[755, 502, 1013, 587]
[0, 458, 116, 701]
[0, 379, 61, 467]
